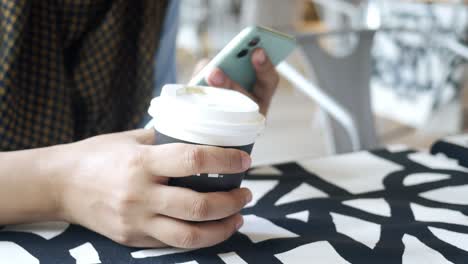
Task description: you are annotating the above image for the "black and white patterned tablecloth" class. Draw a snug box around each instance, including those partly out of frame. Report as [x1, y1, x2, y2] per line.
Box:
[1, 138, 468, 263]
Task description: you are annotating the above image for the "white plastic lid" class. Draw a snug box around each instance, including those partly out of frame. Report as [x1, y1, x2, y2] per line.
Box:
[148, 84, 265, 146]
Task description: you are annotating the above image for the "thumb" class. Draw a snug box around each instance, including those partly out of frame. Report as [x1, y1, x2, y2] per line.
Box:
[123, 129, 156, 145]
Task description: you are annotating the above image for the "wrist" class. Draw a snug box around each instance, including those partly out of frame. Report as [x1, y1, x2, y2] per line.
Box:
[34, 143, 75, 222]
[0, 144, 73, 224]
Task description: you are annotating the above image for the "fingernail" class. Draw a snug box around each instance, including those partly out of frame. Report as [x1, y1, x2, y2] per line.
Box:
[245, 190, 253, 204]
[254, 49, 266, 66]
[241, 152, 251, 170]
[209, 69, 225, 86]
[236, 215, 244, 229]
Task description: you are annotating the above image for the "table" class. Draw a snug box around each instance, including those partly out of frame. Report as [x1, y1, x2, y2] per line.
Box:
[1, 137, 468, 263]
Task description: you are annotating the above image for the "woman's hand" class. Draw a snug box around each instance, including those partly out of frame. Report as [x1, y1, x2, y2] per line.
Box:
[194, 48, 280, 116]
[55, 129, 252, 248]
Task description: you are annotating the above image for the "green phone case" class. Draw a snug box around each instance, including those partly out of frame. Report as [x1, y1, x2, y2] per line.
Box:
[189, 26, 296, 92]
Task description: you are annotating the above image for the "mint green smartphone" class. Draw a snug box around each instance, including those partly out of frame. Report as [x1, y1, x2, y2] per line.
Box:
[189, 26, 296, 92]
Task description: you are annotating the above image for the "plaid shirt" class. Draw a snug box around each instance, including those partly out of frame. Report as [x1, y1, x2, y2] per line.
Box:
[0, 0, 168, 151]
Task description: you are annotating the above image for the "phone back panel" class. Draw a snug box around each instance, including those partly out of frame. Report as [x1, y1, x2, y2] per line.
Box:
[191, 26, 296, 92]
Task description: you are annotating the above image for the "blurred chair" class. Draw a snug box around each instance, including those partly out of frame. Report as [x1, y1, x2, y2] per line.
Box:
[277, 29, 378, 154]
[240, 0, 303, 32]
[310, 0, 367, 29]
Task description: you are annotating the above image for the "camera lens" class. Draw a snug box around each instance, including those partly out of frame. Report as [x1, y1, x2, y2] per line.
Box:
[237, 49, 249, 58]
[248, 37, 260, 47]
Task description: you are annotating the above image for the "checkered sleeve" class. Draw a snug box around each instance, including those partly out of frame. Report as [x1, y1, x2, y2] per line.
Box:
[0, 0, 168, 151]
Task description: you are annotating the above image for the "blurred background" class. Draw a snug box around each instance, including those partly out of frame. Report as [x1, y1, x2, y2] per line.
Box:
[173, 0, 468, 165]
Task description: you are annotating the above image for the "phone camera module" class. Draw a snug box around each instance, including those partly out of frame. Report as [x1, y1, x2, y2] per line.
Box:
[236, 49, 249, 58]
[248, 37, 260, 47]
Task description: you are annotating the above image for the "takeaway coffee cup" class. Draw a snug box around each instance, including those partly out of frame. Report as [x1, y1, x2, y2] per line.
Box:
[148, 84, 265, 192]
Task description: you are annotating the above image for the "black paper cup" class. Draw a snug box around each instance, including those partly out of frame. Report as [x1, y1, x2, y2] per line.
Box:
[155, 129, 254, 192]
[148, 84, 264, 193]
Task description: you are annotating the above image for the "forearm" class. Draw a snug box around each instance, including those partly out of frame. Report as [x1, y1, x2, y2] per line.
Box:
[0, 145, 68, 225]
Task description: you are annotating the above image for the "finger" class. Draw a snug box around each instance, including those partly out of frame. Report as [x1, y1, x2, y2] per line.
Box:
[152, 186, 252, 221]
[116, 235, 167, 248]
[119, 129, 156, 145]
[205, 68, 243, 91]
[191, 58, 210, 79]
[205, 68, 230, 88]
[251, 48, 279, 90]
[145, 214, 243, 249]
[142, 143, 251, 177]
[206, 68, 257, 101]
[130, 236, 166, 248]
[251, 49, 279, 115]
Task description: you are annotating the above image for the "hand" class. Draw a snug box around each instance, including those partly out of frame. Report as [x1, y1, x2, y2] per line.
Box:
[196, 48, 280, 116]
[55, 129, 252, 248]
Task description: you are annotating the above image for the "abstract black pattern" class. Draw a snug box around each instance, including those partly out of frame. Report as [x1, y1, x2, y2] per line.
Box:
[431, 136, 468, 169]
[1, 144, 468, 263]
